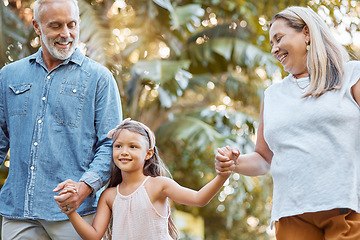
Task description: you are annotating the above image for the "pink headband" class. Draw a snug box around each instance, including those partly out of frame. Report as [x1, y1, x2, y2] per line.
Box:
[107, 118, 156, 149]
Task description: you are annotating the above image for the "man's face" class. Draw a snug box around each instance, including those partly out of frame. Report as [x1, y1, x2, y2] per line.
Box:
[33, 0, 79, 61]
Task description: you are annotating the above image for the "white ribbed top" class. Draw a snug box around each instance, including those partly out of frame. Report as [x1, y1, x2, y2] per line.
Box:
[263, 61, 360, 225]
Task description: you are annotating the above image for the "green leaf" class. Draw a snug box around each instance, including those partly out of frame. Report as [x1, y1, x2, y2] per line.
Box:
[131, 59, 191, 83]
[211, 38, 234, 61]
[157, 116, 226, 152]
[173, 4, 205, 26]
[128, 60, 191, 108]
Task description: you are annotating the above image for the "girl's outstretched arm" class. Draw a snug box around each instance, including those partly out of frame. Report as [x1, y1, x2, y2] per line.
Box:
[159, 175, 227, 207]
[155, 169, 233, 207]
[56, 187, 115, 240]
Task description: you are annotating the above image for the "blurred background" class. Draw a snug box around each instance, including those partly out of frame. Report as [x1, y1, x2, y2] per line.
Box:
[1, 0, 360, 239]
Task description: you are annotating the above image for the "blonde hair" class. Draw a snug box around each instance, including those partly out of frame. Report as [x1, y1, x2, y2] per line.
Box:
[107, 118, 179, 239]
[271, 6, 349, 97]
[33, 0, 79, 22]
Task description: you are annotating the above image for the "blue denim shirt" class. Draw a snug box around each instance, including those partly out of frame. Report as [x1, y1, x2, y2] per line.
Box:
[0, 48, 122, 220]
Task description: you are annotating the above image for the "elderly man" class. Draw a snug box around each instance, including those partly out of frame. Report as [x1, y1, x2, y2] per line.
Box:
[0, 0, 122, 238]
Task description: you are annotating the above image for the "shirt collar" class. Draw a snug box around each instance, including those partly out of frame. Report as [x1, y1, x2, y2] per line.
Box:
[29, 47, 85, 67]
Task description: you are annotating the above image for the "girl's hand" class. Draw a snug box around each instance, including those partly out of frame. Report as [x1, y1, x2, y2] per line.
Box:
[215, 146, 240, 176]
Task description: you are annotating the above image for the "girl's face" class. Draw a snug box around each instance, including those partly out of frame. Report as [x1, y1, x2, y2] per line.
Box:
[269, 18, 309, 78]
[112, 129, 153, 174]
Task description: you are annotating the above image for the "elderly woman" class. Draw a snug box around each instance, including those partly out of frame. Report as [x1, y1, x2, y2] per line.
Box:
[216, 6, 360, 240]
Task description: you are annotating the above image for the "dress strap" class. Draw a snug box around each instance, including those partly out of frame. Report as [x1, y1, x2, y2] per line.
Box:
[141, 176, 151, 186]
[116, 176, 151, 197]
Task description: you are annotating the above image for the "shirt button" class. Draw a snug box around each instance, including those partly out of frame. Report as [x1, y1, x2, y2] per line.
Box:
[42, 97, 46, 101]
[15, 90, 20, 94]
[30, 166, 34, 170]
[38, 120, 42, 124]
[47, 76, 51, 79]
[72, 89, 77, 93]
[34, 142, 38, 146]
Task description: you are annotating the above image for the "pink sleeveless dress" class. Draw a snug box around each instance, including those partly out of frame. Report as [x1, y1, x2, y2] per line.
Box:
[111, 176, 173, 240]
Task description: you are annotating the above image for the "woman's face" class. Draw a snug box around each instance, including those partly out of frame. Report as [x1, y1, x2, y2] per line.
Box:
[269, 18, 309, 78]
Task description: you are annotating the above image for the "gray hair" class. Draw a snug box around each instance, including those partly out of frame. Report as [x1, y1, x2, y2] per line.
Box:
[33, 0, 79, 23]
[271, 6, 349, 97]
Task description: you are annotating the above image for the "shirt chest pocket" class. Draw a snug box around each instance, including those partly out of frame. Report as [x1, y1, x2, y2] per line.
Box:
[8, 83, 32, 116]
[55, 83, 86, 127]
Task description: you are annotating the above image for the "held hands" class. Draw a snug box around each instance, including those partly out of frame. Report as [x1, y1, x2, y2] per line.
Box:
[215, 146, 240, 176]
[53, 179, 92, 215]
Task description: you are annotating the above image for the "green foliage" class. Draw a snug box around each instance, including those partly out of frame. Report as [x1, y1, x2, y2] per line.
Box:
[0, 164, 8, 191]
[0, 1, 35, 68]
[0, 154, 9, 194]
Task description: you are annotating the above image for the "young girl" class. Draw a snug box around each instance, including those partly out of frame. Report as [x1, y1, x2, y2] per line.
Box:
[56, 118, 236, 240]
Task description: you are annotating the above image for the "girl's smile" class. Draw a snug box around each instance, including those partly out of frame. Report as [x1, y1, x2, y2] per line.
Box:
[119, 158, 131, 162]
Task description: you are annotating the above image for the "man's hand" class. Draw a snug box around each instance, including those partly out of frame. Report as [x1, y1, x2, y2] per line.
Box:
[53, 179, 93, 214]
